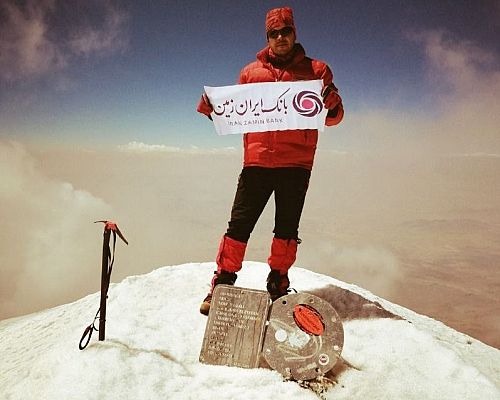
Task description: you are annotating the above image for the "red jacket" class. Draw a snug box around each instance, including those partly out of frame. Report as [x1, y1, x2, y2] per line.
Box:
[199, 44, 344, 170]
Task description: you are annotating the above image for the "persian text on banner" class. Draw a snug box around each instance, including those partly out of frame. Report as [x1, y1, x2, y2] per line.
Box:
[204, 80, 328, 135]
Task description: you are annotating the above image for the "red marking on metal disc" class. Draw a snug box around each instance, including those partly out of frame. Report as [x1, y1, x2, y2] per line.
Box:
[293, 304, 325, 336]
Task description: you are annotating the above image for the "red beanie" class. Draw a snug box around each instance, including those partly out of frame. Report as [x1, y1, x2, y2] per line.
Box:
[265, 7, 295, 34]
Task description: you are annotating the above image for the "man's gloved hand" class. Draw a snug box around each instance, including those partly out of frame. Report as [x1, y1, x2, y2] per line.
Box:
[321, 83, 342, 110]
[197, 93, 213, 120]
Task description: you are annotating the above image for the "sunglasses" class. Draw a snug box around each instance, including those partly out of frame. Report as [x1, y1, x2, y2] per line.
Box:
[267, 26, 294, 39]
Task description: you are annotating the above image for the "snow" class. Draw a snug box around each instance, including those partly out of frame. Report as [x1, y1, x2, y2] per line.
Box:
[1, 262, 499, 399]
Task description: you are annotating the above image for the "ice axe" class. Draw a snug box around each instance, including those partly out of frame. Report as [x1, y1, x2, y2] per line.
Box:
[79, 221, 128, 350]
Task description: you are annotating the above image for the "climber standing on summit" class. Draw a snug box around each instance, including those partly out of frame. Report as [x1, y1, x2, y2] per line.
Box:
[197, 7, 344, 315]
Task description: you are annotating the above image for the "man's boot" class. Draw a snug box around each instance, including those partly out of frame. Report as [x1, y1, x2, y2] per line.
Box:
[266, 269, 290, 301]
[200, 270, 237, 315]
[200, 235, 247, 315]
[267, 237, 299, 301]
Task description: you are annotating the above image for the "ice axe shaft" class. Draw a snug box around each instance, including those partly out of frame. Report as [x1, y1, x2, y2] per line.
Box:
[95, 220, 128, 341]
[78, 220, 128, 350]
[99, 226, 111, 340]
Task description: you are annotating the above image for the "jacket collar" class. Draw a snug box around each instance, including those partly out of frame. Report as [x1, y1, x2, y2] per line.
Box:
[256, 43, 306, 68]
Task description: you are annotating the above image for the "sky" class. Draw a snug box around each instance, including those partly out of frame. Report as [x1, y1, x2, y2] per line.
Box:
[0, 263, 499, 399]
[1, 0, 500, 348]
[0, 0, 499, 150]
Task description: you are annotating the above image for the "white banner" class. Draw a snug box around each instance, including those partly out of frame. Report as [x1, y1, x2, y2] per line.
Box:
[204, 80, 328, 135]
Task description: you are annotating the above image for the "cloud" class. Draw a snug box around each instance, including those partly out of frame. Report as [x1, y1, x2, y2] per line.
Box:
[299, 241, 402, 297]
[0, 0, 65, 81]
[417, 30, 500, 98]
[418, 30, 500, 154]
[0, 141, 112, 319]
[414, 30, 498, 94]
[68, 2, 128, 57]
[118, 141, 182, 153]
[448, 152, 500, 159]
[0, 0, 128, 82]
[118, 141, 237, 155]
[325, 30, 500, 157]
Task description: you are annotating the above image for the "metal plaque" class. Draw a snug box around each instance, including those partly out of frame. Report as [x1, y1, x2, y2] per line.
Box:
[262, 292, 344, 381]
[199, 285, 271, 368]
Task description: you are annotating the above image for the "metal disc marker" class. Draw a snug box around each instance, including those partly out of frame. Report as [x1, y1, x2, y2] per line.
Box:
[262, 292, 344, 381]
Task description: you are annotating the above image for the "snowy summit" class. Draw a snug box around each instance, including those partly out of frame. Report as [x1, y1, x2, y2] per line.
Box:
[0, 262, 499, 399]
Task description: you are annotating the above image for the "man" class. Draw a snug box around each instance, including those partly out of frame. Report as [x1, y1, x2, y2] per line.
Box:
[197, 7, 343, 315]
